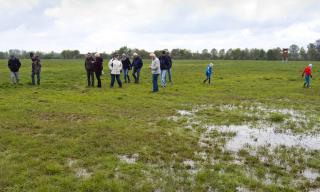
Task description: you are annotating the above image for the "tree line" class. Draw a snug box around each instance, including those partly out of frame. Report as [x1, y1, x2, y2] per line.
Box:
[1, 39, 320, 60]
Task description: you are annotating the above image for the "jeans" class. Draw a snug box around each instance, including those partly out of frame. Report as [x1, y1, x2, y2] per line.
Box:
[161, 69, 167, 87]
[167, 68, 172, 82]
[31, 71, 40, 85]
[110, 74, 122, 88]
[203, 74, 212, 84]
[123, 68, 131, 83]
[304, 75, 311, 87]
[95, 71, 102, 88]
[152, 74, 159, 92]
[10, 72, 19, 84]
[86, 70, 94, 86]
[132, 67, 141, 83]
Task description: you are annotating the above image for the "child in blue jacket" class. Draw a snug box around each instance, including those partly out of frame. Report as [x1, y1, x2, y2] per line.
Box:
[203, 63, 213, 84]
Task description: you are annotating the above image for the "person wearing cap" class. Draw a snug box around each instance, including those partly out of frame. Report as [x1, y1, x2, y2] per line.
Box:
[166, 50, 173, 83]
[109, 53, 123, 88]
[132, 53, 143, 83]
[8, 55, 21, 84]
[203, 63, 214, 84]
[85, 53, 95, 87]
[302, 64, 313, 88]
[30, 52, 42, 85]
[159, 50, 170, 87]
[149, 53, 161, 92]
[94, 53, 103, 88]
[121, 53, 132, 83]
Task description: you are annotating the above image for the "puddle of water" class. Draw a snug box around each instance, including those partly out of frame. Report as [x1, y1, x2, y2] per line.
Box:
[177, 110, 193, 116]
[67, 159, 92, 179]
[118, 154, 139, 164]
[207, 125, 320, 152]
[75, 168, 92, 179]
[236, 186, 252, 192]
[309, 189, 320, 192]
[302, 168, 320, 182]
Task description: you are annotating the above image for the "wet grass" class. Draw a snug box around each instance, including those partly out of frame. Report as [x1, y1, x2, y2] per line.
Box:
[0, 59, 319, 191]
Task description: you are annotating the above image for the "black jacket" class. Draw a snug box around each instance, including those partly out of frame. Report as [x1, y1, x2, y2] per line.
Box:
[85, 57, 95, 71]
[159, 55, 170, 70]
[122, 57, 132, 70]
[8, 57, 21, 72]
[94, 57, 103, 72]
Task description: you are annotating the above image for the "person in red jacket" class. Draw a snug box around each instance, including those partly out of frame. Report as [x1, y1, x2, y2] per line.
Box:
[302, 64, 313, 88]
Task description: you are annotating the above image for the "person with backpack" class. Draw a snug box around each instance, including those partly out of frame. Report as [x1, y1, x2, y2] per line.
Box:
[159, 50, 170, 87]
[149, 53, 161, 92]
[132, 53, 143, 84]
[30, 52, 41, 85]
[108, 53, 122, 88]
[203, 63, 214, 84]
[85, 53, 95, 87]
[302, 64, 313, 88]
[8, 55, 21, 84]
[94, 53, 103, 88]
[121, 53, 132, 83]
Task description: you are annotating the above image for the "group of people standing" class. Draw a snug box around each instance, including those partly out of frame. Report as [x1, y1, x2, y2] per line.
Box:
[84, 50, 173, 92]
[7, 53, 41, 85]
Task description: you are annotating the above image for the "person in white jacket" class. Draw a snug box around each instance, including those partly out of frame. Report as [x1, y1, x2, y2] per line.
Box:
[108, 53, 123, 88]
[149, 53, 161, 92]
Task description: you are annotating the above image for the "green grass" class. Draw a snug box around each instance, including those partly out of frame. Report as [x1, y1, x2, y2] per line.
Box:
[0, 59, 319, 191]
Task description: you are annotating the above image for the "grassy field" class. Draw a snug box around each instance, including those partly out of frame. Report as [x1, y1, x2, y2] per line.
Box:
[0, 59, 319, 192]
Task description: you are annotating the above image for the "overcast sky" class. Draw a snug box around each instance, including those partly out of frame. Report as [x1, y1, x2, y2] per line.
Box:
[1, 0, 320, 53]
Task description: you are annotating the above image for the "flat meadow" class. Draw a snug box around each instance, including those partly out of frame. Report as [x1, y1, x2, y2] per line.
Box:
[0, 59, 319, 192]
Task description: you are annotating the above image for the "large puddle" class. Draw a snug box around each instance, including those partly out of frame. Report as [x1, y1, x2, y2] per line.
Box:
[207, 124, 320, 152]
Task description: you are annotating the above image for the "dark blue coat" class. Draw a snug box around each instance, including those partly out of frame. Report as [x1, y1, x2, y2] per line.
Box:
[159, 55, 170, 70]
[132, 57, 143, 69]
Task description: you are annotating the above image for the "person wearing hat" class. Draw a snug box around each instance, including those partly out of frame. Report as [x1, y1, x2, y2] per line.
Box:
[121, 53, 132, 83]
[149, 53, 161, 92]
[109, 53, 123, 88]
[302, 64, 313, 88]
[8, 55, 21, 84]
[132, 53, 143, 84]
[203, 63, 214, 84]
[85, 53, 95, 87]
[30, 52, 41, 85]
[159, 50, 171, 87]
[94, 53, 103, 88]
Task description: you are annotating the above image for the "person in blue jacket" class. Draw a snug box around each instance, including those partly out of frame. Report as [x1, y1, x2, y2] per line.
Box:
[132, 53, 143, 84]
[203, 63, 213, 84]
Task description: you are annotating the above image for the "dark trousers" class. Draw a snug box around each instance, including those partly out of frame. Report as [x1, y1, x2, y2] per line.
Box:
[132, 67, 141, 83]
[32, 71, 41, 85]
[110, 74, 122, 88]
[203, 74, 211, 84]
[86, 70, 94, 86]
[152, 74, 159, 92]
[95, 71, 102, 88]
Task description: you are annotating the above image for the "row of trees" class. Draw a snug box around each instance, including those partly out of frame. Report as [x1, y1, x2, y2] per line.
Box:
[1, 40, 320, 60]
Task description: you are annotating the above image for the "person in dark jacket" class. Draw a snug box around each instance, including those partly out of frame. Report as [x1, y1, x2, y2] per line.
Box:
[132, 53, 143, 84]
[30, 52, 41, 85]
[121, 53, 132, 83]
[94, 53, 103, 88]
[166, 50, 173, 83]
[85, 53, 95, 87]
[159, 50, 170, 87]
[8, 55, 21, 84]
